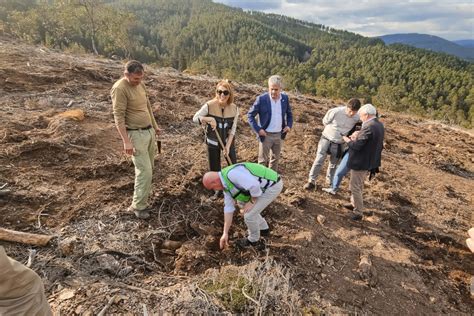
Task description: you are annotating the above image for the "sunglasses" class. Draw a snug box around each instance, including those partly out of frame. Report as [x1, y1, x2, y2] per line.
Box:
[217, 90, 230, 96]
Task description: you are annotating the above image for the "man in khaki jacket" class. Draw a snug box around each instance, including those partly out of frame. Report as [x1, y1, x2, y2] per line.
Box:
[111, 60, 161, 219]
[0, 246, 52, 315]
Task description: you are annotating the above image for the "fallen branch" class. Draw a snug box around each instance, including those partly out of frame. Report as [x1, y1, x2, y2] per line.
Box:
[0, 228, 53, 246]
[97, 295, 116, 316]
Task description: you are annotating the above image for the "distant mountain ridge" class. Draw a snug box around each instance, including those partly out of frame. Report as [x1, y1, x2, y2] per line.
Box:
[454, 40, 474, 48]
[378, 33, 474, 61]
[1, 0, 473, 127]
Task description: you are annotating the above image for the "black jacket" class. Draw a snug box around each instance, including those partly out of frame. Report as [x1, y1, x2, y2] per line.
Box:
[347, 118, 384, 171]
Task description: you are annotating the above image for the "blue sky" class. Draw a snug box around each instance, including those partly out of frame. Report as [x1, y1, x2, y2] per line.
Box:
[213, 0, 473, 41]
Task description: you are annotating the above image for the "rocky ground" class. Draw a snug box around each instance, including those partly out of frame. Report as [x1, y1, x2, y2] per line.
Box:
[0, 36, 473, 314]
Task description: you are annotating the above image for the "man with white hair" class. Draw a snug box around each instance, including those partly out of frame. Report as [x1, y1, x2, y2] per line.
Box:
[248, 75, 293, 171]
[342, 104, 384, 220]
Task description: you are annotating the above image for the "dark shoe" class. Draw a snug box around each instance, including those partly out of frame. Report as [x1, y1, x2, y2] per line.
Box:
[128, 206, 151, 219]
[350, 212, 363, 221]
[343, 204, 355, 211]
[304, 182, 315, 190]
[260, 228, 270, 237]
[235, 238, 265, 250]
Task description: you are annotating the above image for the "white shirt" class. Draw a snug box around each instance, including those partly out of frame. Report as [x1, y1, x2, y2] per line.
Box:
[219, 165, 269, 213]
[265, 96, 282, 133]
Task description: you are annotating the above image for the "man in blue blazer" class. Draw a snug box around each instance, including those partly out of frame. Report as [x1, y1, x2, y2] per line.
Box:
[247, 75, 293, 171]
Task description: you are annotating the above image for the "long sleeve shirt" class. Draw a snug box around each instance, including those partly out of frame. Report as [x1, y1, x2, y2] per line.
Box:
[219, 165, 265, 213]
[111, 78, 158, 130]
[321, 106, 360, 144]
[193, 102, 239, 135]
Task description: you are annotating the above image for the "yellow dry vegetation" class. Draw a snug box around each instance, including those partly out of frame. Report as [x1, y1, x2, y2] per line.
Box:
[57, 109, 85, 121]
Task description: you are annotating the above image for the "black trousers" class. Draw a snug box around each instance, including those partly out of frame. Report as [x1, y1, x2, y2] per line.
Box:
[208, 143, 237, 171]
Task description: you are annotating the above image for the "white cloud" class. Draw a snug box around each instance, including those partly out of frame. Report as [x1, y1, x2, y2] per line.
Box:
[214, 0, 473, 40]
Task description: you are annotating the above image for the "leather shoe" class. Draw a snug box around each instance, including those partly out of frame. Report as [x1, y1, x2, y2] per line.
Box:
[343, 204, 355, 211]
[235, 238, 265, 250]
[350, 212, 363, 221]
[260, 228, 270, 237]
[128, 206, 151, 219]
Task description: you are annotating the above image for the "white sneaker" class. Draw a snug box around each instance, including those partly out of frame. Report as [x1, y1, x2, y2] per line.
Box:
[322, 187, 336, 195]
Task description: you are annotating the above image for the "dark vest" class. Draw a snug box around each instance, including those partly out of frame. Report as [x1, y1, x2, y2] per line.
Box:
[205, 101, 237, 147]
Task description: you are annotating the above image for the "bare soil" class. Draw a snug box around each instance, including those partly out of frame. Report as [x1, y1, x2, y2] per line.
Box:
[1, 36, 473, 314]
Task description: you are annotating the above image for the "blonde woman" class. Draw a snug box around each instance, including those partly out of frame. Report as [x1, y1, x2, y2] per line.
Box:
[193, 80, 239, 199]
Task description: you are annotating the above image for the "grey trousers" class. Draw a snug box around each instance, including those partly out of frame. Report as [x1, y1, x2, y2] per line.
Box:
[349, 170, 368, 213]
[244, 180, 283, 242]
[308, 137, 340, 185]
[258, 132, 282, 171]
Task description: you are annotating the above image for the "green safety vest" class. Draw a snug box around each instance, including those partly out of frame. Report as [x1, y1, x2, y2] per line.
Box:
[220, 163, 280, 203]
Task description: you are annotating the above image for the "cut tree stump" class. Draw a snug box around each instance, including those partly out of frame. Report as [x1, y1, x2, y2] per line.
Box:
[0, 228, 53, 246]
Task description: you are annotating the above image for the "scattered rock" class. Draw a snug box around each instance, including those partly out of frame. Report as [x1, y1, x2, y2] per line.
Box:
[316, 214, 326, 225]
[58, 236, 80, 256]
[358, 254, 377, 286]
[96, 254, 120, 273]
[58, 289, 76, 301]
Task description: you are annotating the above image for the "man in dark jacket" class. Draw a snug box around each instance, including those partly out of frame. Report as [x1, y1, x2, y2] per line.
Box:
[247, 75, 293, 171]
[342, 104, 384, 220]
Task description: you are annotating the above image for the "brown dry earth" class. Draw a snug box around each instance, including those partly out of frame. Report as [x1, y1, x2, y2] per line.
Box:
[0, 36, 473, 314]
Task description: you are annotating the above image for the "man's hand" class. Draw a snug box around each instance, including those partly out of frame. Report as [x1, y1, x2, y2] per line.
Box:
[225, 142, 231, 156]
[343, 136, 351, 143]
[219, 233, 229, 249]
[283, 126, 291, 133]
[123, 140, 135, 155]
[155, 127, 163, 136]
[350, 131, 360, 140]
[258, 129, 267, 137]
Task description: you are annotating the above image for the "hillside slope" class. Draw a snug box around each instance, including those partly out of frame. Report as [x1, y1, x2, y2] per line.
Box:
[379, 33, 474, 60]
[0, 37, 473, 314]
[3, 0, 473, 127]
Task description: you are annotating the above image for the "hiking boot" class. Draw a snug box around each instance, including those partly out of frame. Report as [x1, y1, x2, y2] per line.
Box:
[363, 210, 374, 216]
[343, 204, 355, 211]
[235, 238, 266, 251]
[128, 206, 151, 219]
[322, 187, 337, 195]
[350, 212, 363, 221]
[260, 228, 270, 237]
[303, 182, 315, 190]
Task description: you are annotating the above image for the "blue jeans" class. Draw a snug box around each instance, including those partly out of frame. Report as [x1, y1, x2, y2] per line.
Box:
[332, 151, 350, 191]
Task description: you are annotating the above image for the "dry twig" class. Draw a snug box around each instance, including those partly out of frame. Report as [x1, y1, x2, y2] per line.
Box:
[26, 249, 37, 268]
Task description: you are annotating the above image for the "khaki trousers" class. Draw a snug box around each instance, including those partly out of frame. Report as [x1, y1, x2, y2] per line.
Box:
[128, 129, 157, 210]
[349, 170, 368, 213]
[0, 247, 52, 316]
[244, 180, 283, 242]
[258, 133, 282, 171]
